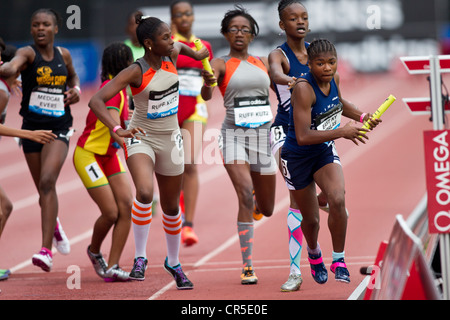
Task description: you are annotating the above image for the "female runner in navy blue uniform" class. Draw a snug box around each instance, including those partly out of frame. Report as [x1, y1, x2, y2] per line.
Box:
[281, 39, 380, 284]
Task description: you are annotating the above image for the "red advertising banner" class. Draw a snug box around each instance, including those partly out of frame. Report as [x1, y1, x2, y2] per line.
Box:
[424, 130, 450, 233]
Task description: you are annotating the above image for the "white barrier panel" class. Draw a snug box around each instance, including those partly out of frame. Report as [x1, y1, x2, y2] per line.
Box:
[370, 215, 440, 300]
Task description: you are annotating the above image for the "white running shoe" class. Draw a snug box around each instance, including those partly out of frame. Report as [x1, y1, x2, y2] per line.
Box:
[32, 248, 53, 272]
[280, 273, 303, 292]
[87, 246, 108, 279]
[53, 217, 70, 255]
[104, 264, 130, 282]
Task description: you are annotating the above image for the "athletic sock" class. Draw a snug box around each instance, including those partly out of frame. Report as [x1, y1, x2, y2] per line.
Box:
[332, 251, 345, 261]
[238, 221, 254, 268]
[131, 198, 152, 259]
[163, 210, 182, 267]
[307, 242, 321, 256]
[287, 208, 303, 275]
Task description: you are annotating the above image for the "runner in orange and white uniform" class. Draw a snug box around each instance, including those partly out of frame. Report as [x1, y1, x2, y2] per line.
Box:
[88, 14, 209, 289]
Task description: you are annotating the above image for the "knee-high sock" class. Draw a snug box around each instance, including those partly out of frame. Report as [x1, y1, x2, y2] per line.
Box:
[132, 199, 152, 259]
[287, 208, 303, 275]
[238, 222, 254, 268]
[163, 211, 182, 267]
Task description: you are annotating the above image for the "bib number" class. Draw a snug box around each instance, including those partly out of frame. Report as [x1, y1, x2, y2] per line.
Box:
[315, 103, 343, 131]
[270, 125, 286, 147]
[29, 86, 65, 117]
[234, 96, 273, 128]
[85, 162, 104, 183]
[147, 82, 179, 119]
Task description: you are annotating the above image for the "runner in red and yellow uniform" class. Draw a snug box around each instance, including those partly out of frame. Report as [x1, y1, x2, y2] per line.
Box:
[74, 42, 133, 282]
[171, 0, 214, 247]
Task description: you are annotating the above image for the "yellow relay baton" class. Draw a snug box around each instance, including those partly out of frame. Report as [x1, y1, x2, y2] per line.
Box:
[362, 94, 396, 130]
[194, 39, 217, 87]
[358, 94, 396, 138]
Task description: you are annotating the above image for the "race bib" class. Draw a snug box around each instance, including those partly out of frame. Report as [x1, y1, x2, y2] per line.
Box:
[29, 86, 65, 117]
[178, 68, 202, 97]
[147, 82, 179, 119]
[84, 161, 104, 183]
[315, 103, 343, 131]
[234, 96, 273, 128]
[195, 102, 208, 119]
[270, 125, 286, 146]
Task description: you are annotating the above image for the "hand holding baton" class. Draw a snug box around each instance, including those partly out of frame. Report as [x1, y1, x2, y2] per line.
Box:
[194, 39, 217, 87]
[357, 94, 395, 139]
[362, 94, 396, 130]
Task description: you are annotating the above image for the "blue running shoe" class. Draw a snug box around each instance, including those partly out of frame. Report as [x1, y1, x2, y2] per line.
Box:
[330, 258, 350, 283]
[308, 252, 328, 284]
[163, 257, 193, 290]
[0, 269, 10, 281]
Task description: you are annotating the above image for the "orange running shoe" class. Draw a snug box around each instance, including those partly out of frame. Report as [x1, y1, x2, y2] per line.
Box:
[181, 226, 199, 246]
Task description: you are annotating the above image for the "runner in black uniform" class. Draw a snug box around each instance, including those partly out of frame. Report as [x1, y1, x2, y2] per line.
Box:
[0, 8, 80, 272]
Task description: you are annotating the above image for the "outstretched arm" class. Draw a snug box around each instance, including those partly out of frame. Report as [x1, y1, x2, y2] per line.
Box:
[89, 64, 144, 138]
[0, 124, 56, 144]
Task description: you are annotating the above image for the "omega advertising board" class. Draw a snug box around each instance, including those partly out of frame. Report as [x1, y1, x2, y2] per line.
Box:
[424, 130, 450, 234]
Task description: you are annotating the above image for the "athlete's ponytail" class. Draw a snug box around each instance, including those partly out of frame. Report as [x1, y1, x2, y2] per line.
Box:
[135, 14, 164, 47]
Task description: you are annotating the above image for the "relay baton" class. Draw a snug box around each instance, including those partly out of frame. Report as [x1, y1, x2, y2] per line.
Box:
[194, 39, 217, 87]
[362, 94, 396, 130]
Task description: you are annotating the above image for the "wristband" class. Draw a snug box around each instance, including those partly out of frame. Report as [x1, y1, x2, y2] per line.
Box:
[73, 85, 81, 94]
[359, 113, 367, 123]
[113, 125, 122, 133]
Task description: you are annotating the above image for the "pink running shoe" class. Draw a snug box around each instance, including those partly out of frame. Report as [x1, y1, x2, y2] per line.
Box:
[32, 248, 53, 272]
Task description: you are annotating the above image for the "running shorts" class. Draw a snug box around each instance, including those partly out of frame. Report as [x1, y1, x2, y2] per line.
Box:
[281, 142, 341, 190]
[123, 128, 184, 176]
[73, 146, 126, 189]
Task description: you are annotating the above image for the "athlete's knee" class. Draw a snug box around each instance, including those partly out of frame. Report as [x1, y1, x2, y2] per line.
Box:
[117, 197, 133, 221]
[184, 163, 198, 176]
[104, 210, 119, 225]
[2, 198, 13, 217]
[327, 190, 346, 213]
[302, 212, 320, 230]
[237, 187, 254, 212]
[135, 188, 154, 204]
[38, 174, 58, 195]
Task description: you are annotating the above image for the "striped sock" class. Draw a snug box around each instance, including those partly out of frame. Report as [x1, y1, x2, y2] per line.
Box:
[163, 211, 182, 267]
[287, 208, 303, 275]
[132, 199, 152, 259]
[238, 222, 254, 268]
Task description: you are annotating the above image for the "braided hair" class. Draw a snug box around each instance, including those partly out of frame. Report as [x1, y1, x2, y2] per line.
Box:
[277, 0, 306, 19]
[135, 14, 165, 47]
[307, 38, 337, 61]
[220, 4, 259, 36]
[100, 42, 133, 82]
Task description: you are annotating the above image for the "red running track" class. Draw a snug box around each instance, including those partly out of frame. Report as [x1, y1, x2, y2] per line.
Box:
[0, 67, 445, 303]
